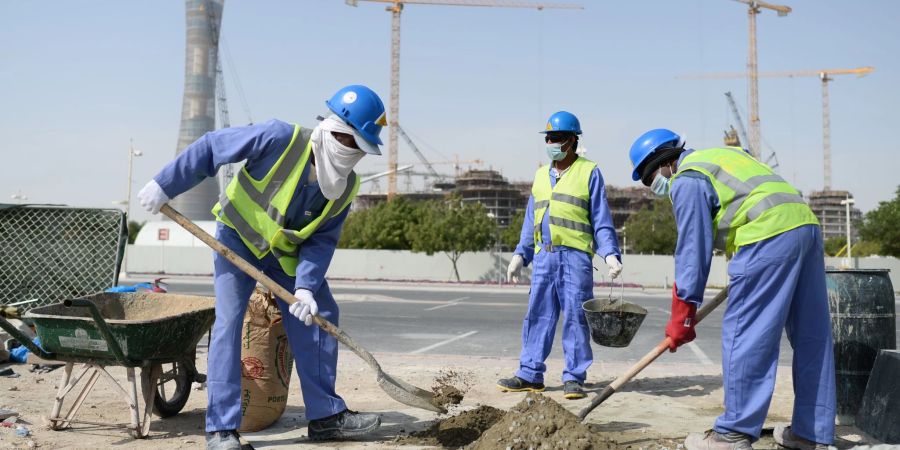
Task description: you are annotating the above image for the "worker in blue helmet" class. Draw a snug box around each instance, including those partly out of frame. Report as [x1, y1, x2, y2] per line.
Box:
[137, 85, 387, 450]
[628, 129, 835, 450]
[501, 111, 622, 400]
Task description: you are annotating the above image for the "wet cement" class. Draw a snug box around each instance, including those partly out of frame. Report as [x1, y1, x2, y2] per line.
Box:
[396, 405, 506, 448]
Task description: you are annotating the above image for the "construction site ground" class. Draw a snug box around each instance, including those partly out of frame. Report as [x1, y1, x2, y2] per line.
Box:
[0, 280, 894, 449]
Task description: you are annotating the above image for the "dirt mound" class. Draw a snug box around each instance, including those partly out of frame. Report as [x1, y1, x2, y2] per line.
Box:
[396, 405, 506, 448]
[466, 393, 616, 450]
[432, 369, 473, 408]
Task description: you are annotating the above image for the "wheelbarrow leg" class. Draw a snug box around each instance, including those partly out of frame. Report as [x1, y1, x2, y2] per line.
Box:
[127, 367, 141, 438]
[59, 366, 102, 428]
[49, 362, 74, 430]
[138, 364, 162, 438]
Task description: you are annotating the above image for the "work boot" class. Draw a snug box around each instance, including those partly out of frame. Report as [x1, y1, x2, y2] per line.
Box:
[206, 430, 241, 450]
[684, 429, 753, 450]
[563, 380, 586, 399]
[308, 409, 381, 441]
[496, 376, 545, 393]
[773, 424, 828, 450]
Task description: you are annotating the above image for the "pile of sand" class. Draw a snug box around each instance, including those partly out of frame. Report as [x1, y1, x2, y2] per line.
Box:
[431, 369, 473, 408]
[396, 405, 506, 448]
[466, 393, 616, 450]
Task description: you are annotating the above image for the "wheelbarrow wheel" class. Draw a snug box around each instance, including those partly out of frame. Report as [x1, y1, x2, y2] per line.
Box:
[153, 361, 191, 418]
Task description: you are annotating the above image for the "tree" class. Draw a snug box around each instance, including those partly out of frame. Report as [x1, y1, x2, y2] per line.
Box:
[339, 197, 421, 250]
[824, 236, 846, 257]
[624, 198, 677, 254]
[409, 196, 496, 281]
[501, 209, 526, 250]
[857, 186, 900, 257]
[127, 220, 144, 244]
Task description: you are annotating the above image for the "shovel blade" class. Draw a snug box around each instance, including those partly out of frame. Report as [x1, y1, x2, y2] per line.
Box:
[378, 372, 446, 414]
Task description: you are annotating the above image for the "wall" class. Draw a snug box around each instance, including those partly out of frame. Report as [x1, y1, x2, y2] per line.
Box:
[127, 247, 900, 291]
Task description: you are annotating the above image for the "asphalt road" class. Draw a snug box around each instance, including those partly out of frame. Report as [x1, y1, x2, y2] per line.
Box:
[149, 278, 900, 371]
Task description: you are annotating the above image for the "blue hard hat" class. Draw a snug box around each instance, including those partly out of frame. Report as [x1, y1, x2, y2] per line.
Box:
[326, 85, 387, 155]
[540, 111, 582, 135]
[629, 129, 683, 181]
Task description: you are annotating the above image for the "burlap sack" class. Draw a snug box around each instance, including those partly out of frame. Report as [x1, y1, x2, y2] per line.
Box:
[238, 288, 295, 432]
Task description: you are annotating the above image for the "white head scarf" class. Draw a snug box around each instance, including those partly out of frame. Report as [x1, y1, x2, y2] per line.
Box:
[310, 115, 368, 200]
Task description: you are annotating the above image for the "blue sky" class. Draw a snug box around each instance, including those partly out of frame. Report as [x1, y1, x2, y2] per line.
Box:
[2, 0, 897, 221]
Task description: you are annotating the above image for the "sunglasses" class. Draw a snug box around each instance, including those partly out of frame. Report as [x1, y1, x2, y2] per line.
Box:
[544, 133, 570, 144]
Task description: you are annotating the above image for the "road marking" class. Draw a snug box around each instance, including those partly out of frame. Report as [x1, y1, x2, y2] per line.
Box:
[686, 342, 714, 365]
[409, 331, 478, 355]
[424, 296, 470, 311]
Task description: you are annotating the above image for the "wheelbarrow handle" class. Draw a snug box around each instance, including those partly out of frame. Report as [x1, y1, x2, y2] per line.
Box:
[64, 299, 135, 367]
[578, 287, 728, 421]
[160, 204, 385, 374]
[0, 316, 56, 361]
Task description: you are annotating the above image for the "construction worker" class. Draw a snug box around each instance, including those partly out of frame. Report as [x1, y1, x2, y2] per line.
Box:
[501, 111, 622, 400]
[628, 129, 835, 450]
[137, 85, 387, 449]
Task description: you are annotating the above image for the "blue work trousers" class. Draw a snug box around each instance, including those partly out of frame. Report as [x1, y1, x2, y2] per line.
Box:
[205, 224, 346, 432]
[516, 247, 594, 384]
[714, 224, 836, 443]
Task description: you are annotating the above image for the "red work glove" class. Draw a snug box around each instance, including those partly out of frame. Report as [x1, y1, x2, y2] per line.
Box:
[665, 283, 698, 352]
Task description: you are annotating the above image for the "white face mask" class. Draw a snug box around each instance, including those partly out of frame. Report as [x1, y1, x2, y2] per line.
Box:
[650, 172, 671, 197]
[310, 115, 366, 200]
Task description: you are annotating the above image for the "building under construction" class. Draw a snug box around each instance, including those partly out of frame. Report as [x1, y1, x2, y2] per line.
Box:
[808, 190, 861, 242]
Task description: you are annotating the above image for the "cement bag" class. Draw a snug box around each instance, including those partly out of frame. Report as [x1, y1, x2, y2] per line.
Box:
[238, 288, 295, 432]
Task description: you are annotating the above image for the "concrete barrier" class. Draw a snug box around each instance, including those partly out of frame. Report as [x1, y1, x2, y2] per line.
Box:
[125, 245, 899, 290]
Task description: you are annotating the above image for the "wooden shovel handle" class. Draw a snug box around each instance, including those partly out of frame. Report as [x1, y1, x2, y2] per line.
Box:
[578, 287, 728, 421]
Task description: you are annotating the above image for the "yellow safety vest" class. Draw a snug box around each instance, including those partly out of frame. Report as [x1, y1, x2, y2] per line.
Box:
[212, 124, 359, 276]
[532, 157, 597, 255]
[671, 147, 819, 254]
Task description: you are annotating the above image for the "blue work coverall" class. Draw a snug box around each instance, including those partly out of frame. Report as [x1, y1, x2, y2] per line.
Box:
[671, 150, 836, 443]
[154, 119, 350, 432]
[513, 164, 620, 384]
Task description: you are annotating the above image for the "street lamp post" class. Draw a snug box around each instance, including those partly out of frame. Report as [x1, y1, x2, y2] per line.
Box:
[487, 212, 501, 285]
[10, 190, 27, 203]
[840, 197, 855, 261]
[125, 139, 144, 220]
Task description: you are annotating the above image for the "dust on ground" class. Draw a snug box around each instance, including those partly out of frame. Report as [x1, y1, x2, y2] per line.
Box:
[395, 405, 505, 448]
[431, 369, 473, 409]
[467, 392, 616, 450]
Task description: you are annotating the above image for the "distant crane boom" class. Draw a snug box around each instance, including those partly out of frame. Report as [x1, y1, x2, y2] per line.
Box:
[346, 0, 583, 199]
[396, 125, 442, 181]
[724, 92, 749, 147]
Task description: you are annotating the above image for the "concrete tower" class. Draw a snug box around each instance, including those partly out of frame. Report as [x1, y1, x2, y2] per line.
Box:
[170, 0, 224, 220]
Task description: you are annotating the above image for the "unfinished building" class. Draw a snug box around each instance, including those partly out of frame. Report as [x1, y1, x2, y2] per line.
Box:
[808, 190, 861, 242]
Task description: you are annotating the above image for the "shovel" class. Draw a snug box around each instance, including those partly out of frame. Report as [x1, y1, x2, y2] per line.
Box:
[160, 204, 446, 414]
[578, 287, 728, 421]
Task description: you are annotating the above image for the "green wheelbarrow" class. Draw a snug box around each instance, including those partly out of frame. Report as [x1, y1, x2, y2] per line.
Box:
[0, 291, 214, 438]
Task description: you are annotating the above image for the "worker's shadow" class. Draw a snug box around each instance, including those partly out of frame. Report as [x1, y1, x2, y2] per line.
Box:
[571, 374, 722, 398]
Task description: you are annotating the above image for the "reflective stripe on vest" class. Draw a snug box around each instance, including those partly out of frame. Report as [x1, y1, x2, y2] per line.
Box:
[212, 124, 359, 275]
[531, 157, 596, 254]
[672, 147, 818, 253]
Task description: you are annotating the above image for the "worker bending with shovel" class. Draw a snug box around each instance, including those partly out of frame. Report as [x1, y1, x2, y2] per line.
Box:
[502, 111, 622, 400]
[628, 129, 835, 450]
[137, 85, 387, 449]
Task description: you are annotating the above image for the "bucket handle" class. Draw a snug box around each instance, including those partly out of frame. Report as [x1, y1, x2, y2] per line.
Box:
[64, 299, 136, 367]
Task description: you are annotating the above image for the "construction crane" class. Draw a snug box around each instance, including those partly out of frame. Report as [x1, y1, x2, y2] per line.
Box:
[724, 91, 779, 170]
[729, 0, 791, 159]
[345, 0, 583, 199]
[396, 124, 443, 182]
[684, 67, 874, 190]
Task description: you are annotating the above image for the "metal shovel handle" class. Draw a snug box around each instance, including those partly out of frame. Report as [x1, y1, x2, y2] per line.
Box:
[578, 287, 728, 421]
[159, 204, 384, 373]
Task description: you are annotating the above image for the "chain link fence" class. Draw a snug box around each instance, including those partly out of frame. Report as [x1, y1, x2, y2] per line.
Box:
[0, 205, 127, 312]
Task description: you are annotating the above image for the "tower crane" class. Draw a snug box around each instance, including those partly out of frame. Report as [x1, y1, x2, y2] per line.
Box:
[683, 66, 874, 190]
[730, 0, 792, 159]
[396, 124, 442, 182]
[345, 0, 583, 199]
[724, 91, 779, 170]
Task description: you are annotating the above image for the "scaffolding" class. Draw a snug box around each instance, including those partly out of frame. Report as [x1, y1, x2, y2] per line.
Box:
[808, 190, 861, 242]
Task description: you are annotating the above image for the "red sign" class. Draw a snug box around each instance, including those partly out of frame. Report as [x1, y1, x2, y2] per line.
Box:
[158, 228, 170, 241]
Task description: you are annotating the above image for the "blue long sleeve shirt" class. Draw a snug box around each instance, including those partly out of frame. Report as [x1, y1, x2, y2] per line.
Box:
[670, 150, 720, 306]
[513, 162, 621, 265]
[153, 119, 348, 293]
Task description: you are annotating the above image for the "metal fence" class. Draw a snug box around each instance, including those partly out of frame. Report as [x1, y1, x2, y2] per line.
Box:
[0, 205, 127, 312]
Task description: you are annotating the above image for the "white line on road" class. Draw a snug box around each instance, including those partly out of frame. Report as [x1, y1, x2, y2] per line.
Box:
[409, 331, 478, 355]
[686, 342, 714, 365]
[424, 296, 470, 311]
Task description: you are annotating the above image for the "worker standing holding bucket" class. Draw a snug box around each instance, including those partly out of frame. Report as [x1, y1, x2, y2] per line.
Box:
[501, 111, 622, 400]
[137, 85, 386, 449]
[627, 129, 836, 450]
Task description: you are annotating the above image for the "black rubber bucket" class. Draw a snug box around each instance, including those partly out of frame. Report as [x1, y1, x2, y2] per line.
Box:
[826, 269, 896, 425]
[582, 299, 648, 348]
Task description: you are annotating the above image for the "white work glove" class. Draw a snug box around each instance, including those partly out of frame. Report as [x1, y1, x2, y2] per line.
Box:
[507, 254, 524, 284]
[605, 254, 623, 280]
[137, 180, 170, 215]
[289, 288, 319, 326]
